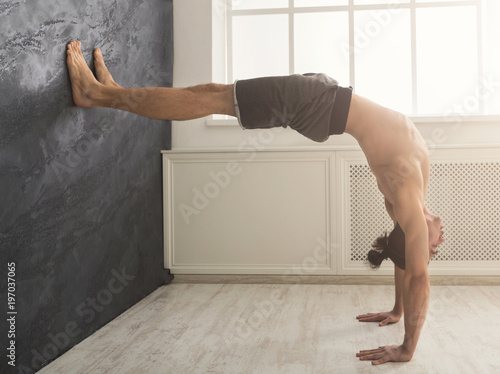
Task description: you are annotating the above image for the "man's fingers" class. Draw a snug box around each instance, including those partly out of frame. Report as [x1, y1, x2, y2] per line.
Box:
[379, 318, 389, 326]
[358, 316, 374, 322]
[357, 312, 382, 318]
[358, 345, 409, 365]
[356, 313, 376, 319]
[358, 351, 386, 361]
[357, 313, 382, 322]
[373, 356, 390, 365]
[357, 348, 384, 356]
[357, 348, 391, 364]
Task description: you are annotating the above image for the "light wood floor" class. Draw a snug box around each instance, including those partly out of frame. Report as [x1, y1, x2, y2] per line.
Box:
[41, 283, 500, 374]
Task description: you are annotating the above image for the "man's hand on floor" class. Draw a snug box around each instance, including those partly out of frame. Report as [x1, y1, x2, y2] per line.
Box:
[356, 345, 413, 365]
[356, 310, 402, 326]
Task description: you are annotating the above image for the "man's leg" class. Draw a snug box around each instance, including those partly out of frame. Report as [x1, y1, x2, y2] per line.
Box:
[66, 41, 236, 120]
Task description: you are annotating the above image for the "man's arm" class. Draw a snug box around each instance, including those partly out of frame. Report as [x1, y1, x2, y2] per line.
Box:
[357, 187, 429, 364]
[393, 264, 404, 316]
[356, 199, 404, 325]
[393, 187, 430, 356]
[385, 195, 425, 325]
[387, 198, 405, 316]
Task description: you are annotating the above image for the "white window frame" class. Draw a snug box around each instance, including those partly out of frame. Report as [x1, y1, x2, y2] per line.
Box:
[209, 0, 500, 126]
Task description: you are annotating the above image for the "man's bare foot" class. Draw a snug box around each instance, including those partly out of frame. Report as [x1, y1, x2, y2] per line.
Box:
[93, 48, 120, 88]
[66, 41, 104, 108]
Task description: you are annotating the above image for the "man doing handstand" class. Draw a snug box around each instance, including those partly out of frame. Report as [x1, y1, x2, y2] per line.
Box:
[66, 41, 445, 365]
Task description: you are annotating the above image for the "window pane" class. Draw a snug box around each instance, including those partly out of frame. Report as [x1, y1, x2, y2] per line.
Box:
[354, 9, 412, 114]
[294, 12, 349, 85]
[416, 6, 478, 115]
[294, 0, 347, 7]
[232, 0, 288, 10]
[232, 15, 289, 80]
[482, 0, 500, 114]
[354, 0, 409, 5]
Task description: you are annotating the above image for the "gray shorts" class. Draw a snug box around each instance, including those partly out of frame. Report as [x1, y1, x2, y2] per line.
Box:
[233, 73, 352, 142]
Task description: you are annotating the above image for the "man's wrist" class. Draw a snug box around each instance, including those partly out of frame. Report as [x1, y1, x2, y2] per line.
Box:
[402, 337, 417, 355]
[392, 305, 403, 316]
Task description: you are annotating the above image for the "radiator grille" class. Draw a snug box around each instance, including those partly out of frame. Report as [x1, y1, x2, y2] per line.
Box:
[349, 162, 500, 263]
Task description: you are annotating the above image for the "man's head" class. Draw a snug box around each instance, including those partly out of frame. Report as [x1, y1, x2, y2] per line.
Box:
[426, 213, 445, 260]
[367, 216, 445, 270]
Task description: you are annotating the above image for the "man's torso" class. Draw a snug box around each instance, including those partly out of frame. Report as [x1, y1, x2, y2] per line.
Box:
[344, 94, 430, 206]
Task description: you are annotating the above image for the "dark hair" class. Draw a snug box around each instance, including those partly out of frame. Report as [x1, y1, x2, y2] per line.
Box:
[367, 223, 406, 270]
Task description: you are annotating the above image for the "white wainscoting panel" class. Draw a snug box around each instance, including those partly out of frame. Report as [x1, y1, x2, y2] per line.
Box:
[163, 146, 500, 276]
[337, 147, 500, 276]
[163, 150, 337, 274]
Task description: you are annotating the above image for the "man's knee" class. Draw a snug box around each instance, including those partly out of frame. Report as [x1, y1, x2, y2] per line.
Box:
[187, 83, 228, 93]
[185, 83, 235, 116]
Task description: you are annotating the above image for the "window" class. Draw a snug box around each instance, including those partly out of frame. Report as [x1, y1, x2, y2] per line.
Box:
[223, 0, 500, 118]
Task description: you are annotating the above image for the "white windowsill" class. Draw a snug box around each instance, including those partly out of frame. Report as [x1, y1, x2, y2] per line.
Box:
[206, 115, 500, 127]
[162, 142, 500, 154]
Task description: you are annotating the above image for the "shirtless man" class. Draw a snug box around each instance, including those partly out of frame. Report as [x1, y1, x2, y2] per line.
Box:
[66, 41, 445, 365]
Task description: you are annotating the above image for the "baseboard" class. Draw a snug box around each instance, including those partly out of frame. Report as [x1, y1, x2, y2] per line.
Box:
[171, 274, 500, 286]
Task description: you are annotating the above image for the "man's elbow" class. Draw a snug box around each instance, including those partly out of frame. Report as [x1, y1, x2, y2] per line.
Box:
[404, 272, 430, 290]
[404, 260, 430, 281]
[405, 269, 429, 280]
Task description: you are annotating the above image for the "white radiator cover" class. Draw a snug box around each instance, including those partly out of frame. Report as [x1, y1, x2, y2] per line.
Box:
[163, 146, 500, 275]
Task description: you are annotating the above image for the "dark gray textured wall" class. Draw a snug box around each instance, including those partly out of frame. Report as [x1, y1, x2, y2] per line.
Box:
[0, 0, 173, 372]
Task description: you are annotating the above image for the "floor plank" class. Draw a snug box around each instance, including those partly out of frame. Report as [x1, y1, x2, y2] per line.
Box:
[40, 284, 500, 374]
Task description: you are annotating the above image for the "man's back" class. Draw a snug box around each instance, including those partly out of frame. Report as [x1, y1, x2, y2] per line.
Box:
[344, 93, 430, 205]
